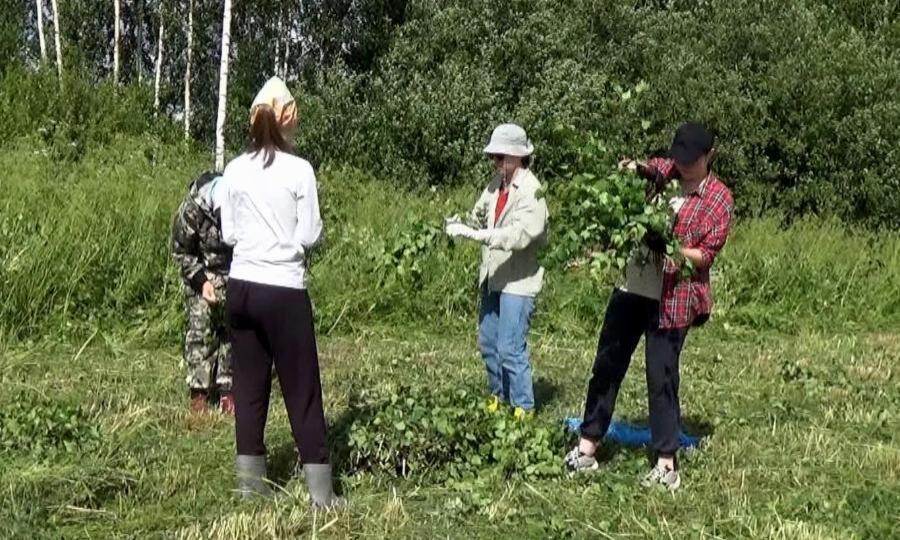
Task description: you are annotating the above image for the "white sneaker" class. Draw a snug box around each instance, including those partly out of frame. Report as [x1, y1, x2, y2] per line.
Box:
[564, 447, 599, 473]
[641, 464, 681, 491]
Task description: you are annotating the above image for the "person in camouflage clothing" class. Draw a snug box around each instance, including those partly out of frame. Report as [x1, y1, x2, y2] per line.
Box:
[171, 171, 234, 414]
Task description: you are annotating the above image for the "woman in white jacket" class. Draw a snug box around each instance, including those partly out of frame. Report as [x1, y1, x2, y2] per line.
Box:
[219, 77, 342, 508]
[446, 124, 549, 415]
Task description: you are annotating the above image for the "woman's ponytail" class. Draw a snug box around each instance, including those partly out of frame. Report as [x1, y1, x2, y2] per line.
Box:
[249, 105, 293, 168]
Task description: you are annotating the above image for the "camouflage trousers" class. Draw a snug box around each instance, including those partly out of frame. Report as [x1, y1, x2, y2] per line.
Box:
[182, 273, 232, 393]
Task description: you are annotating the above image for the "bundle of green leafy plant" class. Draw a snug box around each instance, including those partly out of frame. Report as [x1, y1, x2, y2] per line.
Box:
[539, 134, 687, 281]
[544, 168, 680, 279]
[346, 383, 566, 480]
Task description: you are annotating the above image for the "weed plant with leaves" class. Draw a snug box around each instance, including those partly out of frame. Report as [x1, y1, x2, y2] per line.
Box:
[0, 396, 100, 458]
[346, 383, 566, 481]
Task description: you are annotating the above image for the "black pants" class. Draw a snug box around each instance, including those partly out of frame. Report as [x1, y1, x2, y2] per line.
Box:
[226, 278, 330, 464]
[580, 289, 688, 457]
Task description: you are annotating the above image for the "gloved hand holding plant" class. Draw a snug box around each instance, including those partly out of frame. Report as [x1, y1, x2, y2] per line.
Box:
[445, 215, 493, 244]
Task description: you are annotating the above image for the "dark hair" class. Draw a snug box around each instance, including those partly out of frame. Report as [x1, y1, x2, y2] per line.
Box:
[249, 105, 293, 168]
[522, 155, 532, 168]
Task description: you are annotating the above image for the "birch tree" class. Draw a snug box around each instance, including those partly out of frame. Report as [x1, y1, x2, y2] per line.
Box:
[214, 0, 233, 171]
[274, 18, 281, 76]
[281, 25, 290, 80]
[136, 0, 144, 84]
[113, 0, 121, 83]
[183, 0, 193, 139]
[35, 0, 47, 63]
[153, 1, 164, 109]
[50, 0, 62, 78]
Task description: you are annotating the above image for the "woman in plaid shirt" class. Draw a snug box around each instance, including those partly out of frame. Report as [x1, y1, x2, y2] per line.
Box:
[565, 123, 734, 491]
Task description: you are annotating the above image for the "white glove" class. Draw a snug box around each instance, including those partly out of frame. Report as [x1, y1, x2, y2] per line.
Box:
[446, 222, 493, 245]
[445, 222, 472, 238]
[468, 228, 493, 244]
[445, 214, 462, 226]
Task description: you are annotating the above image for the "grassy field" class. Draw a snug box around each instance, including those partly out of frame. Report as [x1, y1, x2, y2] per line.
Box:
[2, 322, 898, 538]
[1, 138, 899, 538]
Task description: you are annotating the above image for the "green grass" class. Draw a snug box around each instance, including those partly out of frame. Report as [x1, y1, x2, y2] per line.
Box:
[2, 138, 899, 538]
[3, 136, 900, 346]
[1, 324, 898, 538]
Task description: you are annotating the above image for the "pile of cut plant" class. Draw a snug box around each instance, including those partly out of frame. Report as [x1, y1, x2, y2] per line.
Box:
[347, 383, 566, 480]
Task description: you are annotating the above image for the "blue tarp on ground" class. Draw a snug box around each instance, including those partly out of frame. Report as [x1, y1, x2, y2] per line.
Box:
[564, 417, 702, 448]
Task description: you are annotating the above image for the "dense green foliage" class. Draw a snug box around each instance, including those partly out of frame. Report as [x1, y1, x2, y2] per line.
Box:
[0, 0, 24, 72]
[6, 0, 900, 225]
[292, 0, 900, 227]
[7, 0, 410, 145]
[0, 136, 196, 342]
[540, 132, 684, 279]
[0, 66, 177, 160]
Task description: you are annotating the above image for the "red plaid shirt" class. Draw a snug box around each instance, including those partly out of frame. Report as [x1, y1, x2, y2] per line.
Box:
[648, 158, 734, 329]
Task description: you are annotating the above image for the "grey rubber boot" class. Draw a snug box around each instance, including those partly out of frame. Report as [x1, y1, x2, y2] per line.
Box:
[236, 455, 272, 498]
[303, 464, 345, 509]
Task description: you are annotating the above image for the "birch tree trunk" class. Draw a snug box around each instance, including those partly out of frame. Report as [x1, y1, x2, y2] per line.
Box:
[214, 0, 233, 172]
[113, 0, 121, 83]
[50, 0, 62, 78]
[282, 32, 289, 80]
[183, 0, 192, 140]
[36, 0, 47, 63]
[274, 19, 281, 76]
[136, 0, 144, 84]
[153, 1, 164, 109]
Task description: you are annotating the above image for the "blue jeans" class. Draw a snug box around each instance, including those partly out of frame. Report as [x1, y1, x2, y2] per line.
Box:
[478, 286, 536, 410]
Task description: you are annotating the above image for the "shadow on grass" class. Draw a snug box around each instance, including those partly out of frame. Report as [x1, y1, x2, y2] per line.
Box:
[534, 377, 562, 412]
[614, 414, 715, 439]
[267, 443, 299, 488]
[681, 415, 715, 438]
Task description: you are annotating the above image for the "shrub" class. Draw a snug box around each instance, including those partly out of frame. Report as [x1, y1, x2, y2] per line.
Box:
[292, 0, 900, 228]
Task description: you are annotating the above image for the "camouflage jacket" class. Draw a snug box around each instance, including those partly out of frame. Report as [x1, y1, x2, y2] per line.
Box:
[171, 172, 233, 293]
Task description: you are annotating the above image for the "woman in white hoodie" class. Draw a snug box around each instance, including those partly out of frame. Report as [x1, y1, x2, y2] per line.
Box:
[446, 124, 549, 415]
[219, 77, 341, 508]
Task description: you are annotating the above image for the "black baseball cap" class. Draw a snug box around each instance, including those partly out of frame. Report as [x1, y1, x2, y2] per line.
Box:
[669, 122, 714, 165]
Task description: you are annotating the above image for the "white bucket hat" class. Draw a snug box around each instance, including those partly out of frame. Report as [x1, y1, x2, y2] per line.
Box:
[483, 123, 534, 157]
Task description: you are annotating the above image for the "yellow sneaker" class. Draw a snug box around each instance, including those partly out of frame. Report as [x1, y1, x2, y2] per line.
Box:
[486, 395, 501, 413]
[513, 407, 534, 421]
